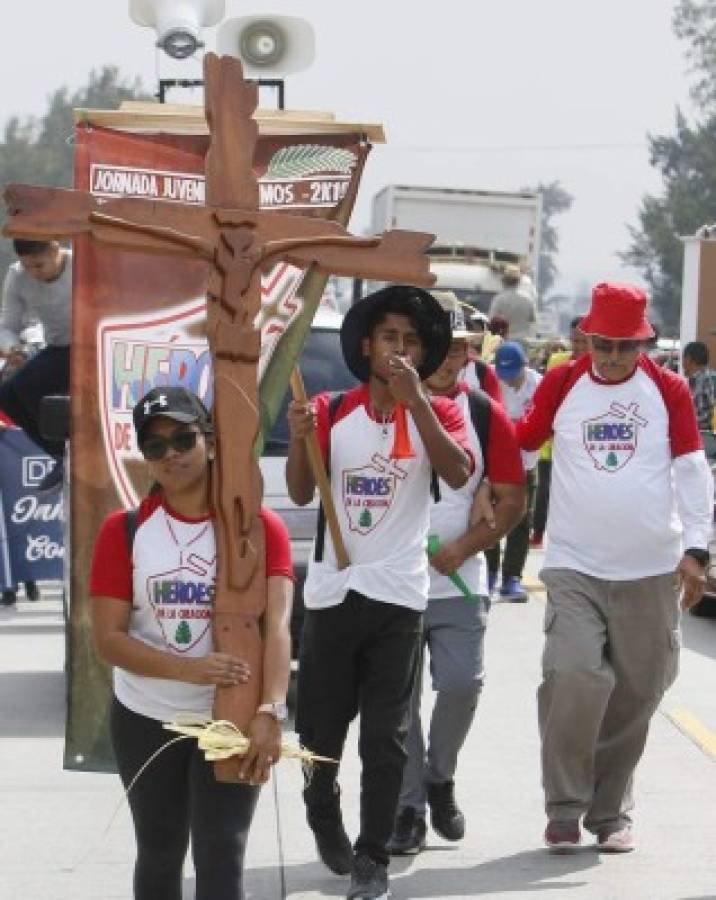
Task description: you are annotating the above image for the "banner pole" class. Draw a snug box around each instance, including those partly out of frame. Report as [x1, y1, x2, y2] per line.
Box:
[289, 367, 349, 570]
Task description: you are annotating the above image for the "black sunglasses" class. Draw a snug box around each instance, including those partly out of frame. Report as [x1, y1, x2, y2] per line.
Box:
[591, 338, 640, 354]
[140, 430, 200, 461]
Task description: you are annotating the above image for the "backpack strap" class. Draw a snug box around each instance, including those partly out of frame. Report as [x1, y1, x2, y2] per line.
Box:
[473, 358, 488, 387]
[124, 507, 139, 555]
[430, 468, 441, 503]
[466, 388, 492, 474]
[314, 391, 344, 563]
[431, 390, 491, 501]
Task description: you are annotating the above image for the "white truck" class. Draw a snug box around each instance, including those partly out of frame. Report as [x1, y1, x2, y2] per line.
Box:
[370, 184, 542, 313]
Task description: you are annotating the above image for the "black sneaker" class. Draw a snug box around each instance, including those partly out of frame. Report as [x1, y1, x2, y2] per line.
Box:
[1, 589, 16, 607]
[387, 806, 426, 855]
[347, 854, 389, 900]
[304, 781, 353, 875]
[37, 459, 63, 496]
[427, 780, 465, 841]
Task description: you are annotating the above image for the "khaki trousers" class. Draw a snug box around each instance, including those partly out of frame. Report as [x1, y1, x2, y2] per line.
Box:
[538, 568, 680, 833]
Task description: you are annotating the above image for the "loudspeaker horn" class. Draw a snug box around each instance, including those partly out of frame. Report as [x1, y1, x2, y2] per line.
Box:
[130, 0, 226, 58]
[217, 15, 315, 78]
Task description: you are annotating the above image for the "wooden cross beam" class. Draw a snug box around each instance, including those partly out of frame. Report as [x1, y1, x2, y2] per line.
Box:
[3, 53, 435, 781]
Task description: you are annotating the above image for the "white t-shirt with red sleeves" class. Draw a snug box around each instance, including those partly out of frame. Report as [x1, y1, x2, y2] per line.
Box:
[304, 383, 474, 612]
[428, 385, 524, 599]
[90, 496, 293, 722]
[498, 366, 542, 471]
[517, 354, 707, 580]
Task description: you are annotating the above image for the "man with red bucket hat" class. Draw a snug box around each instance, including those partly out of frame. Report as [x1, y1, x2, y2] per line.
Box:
[516, 282, 713, 854]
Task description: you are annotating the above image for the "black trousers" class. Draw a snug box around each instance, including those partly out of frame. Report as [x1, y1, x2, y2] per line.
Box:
[110, 697, 259, 900]
[0, 345, 69, 457]
[297, 590, 422, 866]
[532, 458, 552, 537]
[485, 467, 536, 579]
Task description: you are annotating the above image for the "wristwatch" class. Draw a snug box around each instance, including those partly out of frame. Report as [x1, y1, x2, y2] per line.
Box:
[684, 547, 710, 568]
[257, 701, 288, 722]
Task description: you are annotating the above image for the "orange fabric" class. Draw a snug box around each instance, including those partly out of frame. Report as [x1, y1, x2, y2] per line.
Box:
[390, 403, 416, 459]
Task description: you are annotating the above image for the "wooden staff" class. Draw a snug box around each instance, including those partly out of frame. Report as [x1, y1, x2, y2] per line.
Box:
[290, 367, 349, 570]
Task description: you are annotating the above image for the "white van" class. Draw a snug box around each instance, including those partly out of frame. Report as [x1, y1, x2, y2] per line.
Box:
[259, 308, 356, 655]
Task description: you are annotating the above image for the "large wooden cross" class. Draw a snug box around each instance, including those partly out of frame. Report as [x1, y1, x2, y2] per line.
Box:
[4, 54, 434, 780]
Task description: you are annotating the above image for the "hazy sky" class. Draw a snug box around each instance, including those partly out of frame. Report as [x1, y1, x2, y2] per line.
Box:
[0, 0, 698, 295]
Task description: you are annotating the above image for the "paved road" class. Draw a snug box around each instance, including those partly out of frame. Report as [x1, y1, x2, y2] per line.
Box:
[0, 562, 715, 900]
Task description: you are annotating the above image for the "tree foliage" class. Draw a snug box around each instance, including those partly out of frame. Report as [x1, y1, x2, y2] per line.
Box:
[0, 67, 148, 276]
[528, 180, 574, 300]
[673, 0, 716, 110]
[625, 1, 716, 335]
[623, 110, 716, 332]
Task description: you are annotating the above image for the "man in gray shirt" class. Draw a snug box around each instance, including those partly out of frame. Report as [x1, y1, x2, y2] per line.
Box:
[0, 239, 71, 494]
[488, 265, 537, 344]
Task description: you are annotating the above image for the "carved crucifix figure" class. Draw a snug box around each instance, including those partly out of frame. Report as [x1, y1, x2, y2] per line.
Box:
[4, 54, 434, 780]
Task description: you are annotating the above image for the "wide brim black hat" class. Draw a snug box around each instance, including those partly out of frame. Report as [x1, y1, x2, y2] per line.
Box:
[340, 285, 452, 383]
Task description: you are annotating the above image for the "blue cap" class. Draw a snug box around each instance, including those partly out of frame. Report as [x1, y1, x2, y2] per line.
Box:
[494, 341, 527, 380]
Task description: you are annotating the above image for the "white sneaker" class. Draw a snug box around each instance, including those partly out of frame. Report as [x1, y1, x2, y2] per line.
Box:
[597, 825, 635, 853]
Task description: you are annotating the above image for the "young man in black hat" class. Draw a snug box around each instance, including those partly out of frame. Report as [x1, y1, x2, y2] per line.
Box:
[286, 285, 473, 900]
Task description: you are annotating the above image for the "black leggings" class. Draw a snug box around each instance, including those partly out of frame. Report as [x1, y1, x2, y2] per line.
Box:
[110, 697, 259, 900]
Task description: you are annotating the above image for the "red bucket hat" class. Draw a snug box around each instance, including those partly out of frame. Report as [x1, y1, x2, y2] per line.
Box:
[579, 282, 654, 340]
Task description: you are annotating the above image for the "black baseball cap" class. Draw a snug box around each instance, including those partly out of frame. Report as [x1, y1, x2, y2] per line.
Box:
[133, 386, 211, 443]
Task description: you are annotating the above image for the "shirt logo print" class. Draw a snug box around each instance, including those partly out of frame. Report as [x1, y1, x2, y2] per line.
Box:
[582, 402, 648, 472]
[146, 552, 215, 652]
[342, 453, 408, 534]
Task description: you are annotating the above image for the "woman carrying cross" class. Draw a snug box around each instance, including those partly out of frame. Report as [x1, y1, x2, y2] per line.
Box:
[90, 385, 294, 900]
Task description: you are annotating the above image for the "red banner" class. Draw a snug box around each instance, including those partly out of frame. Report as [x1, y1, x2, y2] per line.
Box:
[66, 122, 368, 770]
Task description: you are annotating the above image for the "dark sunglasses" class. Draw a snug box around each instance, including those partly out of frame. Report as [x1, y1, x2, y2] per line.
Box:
[140, 430, 199, 461]
[591, 338, 640, 355]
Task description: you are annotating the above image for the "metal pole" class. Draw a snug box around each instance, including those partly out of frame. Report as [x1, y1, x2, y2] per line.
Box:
[157, 79, 205, 104]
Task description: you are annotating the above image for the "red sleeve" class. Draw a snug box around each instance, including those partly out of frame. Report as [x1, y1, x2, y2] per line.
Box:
[643, 359, 703, 457]
[430, 395, 475, 473]
[313, 386, 367, 464]
[516, 358, 584, 451]
[480, 364, 504, 406]
[485, 400, 525, 484]
[90, 510, 132, 601]
[260, 507, 294, 580]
